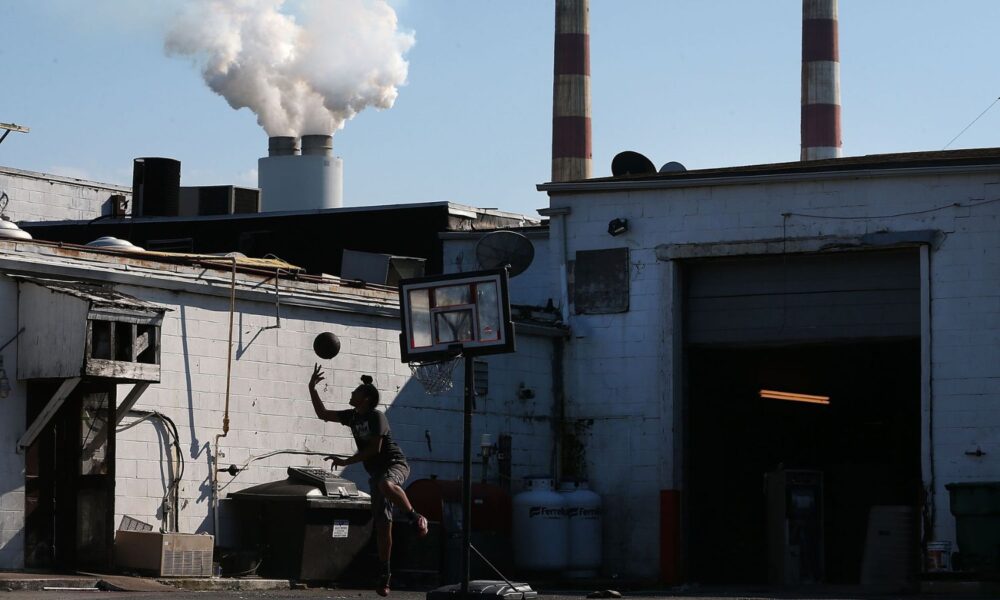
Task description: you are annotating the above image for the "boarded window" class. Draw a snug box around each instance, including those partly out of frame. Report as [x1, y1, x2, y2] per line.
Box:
[574, 248, 630, 314]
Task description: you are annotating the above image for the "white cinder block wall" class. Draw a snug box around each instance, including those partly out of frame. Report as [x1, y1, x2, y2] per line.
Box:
[0, 167, 127, 223]
[546, 170, 1000, 578]
[111, 283, 557, 537]
[0, 278, 26, 568]
[0, 251, 556, 568]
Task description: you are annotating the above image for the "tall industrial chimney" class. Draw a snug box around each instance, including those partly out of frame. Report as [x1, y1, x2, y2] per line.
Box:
[258, 135, 343, 211]
[801, 0, 841, 160]
[551, 0, 592, 182]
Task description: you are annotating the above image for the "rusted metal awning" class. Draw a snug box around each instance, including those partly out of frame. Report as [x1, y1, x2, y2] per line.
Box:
[7, 274, 171, 311]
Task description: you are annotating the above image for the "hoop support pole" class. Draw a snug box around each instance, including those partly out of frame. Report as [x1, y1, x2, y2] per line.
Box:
[461, 354, 474, 594]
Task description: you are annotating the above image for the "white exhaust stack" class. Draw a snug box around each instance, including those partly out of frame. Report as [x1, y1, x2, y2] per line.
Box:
[258, 134, 343, 211]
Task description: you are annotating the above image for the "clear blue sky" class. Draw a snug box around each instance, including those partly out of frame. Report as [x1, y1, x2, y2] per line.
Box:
[2, 1, 998, 217]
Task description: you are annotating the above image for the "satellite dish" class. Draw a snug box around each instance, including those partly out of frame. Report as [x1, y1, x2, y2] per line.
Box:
[659, 161, 687, 173]
[476, 230, 535, 277]
[611, 151, 656, 177]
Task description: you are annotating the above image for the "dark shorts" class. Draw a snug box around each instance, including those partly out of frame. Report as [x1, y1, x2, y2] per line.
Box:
[369, 463, 410, 524]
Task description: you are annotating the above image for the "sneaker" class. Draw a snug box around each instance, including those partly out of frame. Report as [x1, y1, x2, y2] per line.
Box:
[376, 571, 391, 597]
[411, 511, 429, 538]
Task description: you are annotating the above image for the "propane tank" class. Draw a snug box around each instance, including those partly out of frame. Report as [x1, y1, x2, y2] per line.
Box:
[512, 477, 568, 570]
[560, 479, 602, 577]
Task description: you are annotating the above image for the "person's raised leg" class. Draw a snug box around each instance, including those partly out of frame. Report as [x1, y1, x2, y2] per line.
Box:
[378, 478, 428, 537]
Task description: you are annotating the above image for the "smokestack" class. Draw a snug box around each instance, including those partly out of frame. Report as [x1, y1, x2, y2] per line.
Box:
[551, 0, 592, 182]
[259, 135, 343, 211]
[268, 136, 300, 157]
[801, 0, 841, 160]
[301, 134, 333, 156]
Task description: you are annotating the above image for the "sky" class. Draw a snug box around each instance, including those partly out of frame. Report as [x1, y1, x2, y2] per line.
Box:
[1, 1, 998, 218]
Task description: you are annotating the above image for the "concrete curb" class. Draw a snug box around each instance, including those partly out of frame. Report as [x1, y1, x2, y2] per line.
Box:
[0, 578, 100, 592]
[157, 577, 292, 591]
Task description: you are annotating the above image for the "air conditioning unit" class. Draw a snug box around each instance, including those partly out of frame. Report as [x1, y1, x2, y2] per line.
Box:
[179, 186, 261, 216]
[114, 531, 214, 577]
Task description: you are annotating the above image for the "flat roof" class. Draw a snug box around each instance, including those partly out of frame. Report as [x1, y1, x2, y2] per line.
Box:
[538, 147, 1000, 193]
[23, 200, 538, 227]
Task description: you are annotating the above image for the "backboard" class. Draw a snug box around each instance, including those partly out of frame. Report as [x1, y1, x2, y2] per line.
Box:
[398, 269, 514, 363]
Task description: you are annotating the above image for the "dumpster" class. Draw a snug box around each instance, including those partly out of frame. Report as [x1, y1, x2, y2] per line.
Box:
[946, 482, 1000, 573]
[228, 467, 375, 582]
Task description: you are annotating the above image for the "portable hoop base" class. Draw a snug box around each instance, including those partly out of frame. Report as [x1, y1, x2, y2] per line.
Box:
[426, 580, 537, 600]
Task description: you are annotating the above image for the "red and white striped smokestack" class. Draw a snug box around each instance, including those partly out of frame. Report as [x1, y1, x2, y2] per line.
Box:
[552, 0, 592, 182]
[801, 0, 841, 160]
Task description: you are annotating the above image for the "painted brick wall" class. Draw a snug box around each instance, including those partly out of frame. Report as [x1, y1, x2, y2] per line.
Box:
[0, 268, 555, 568]
[0, 278, 25, 569]
[0, 166, 127, 223]
[548, 170, 1000, 577]
[107, 282, 555, 540]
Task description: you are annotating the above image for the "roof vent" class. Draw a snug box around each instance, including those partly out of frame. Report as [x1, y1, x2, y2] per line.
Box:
[0, 217, 32, 240]
[611, 151, 656, 177]
[86, 236, 145, 252]
[659, 161, 687, 173]
[0, 191, 32, 240]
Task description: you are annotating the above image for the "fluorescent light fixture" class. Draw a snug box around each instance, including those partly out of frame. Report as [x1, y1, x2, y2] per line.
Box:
[759, 389, 830, 405]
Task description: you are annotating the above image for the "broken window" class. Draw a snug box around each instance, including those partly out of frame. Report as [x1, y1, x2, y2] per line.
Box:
[87, 318, 160, 366]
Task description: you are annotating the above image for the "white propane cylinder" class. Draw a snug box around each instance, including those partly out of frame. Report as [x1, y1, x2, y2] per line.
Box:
[560, 480, 603, 577]
[512, 477, 568, 571]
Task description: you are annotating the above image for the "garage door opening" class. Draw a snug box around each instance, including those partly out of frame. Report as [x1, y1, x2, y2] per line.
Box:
[686, 340, 921, 585]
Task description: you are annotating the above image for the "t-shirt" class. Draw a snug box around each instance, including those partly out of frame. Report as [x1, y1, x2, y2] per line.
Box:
[336, 409, 406, 475]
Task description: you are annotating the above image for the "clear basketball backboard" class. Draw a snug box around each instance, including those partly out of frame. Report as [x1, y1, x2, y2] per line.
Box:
[398, 269, 514, 363]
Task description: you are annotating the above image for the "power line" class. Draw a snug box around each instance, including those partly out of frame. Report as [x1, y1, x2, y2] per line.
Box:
[943, 96, 1000, 150]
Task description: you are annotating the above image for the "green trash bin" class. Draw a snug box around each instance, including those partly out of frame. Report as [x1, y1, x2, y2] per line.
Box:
[946, 482, 1000, 573]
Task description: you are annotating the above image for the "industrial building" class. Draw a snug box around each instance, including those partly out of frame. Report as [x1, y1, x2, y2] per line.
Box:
[0, 133, 558, 576]
[0, 233, 562, 573]
[537, 147, 1000, 583]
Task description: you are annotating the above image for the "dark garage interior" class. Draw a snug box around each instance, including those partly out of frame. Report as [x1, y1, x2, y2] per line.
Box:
[686, 339, 922, 585]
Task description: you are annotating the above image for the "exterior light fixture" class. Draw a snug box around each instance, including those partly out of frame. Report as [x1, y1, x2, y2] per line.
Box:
[0, 356, 10, 399]
[608, 218, 628, 236]
[759, 389, 830, 405]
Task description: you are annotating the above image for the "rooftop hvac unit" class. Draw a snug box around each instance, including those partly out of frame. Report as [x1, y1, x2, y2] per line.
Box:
[114, 531, 214, 577]
[178, 186, 261, 216]
[341, 249, 425, 286]
[132, 158, 180, 217]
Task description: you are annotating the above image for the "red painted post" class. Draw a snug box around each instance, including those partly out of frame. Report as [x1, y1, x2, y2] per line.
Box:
[660, 490, 681, 584]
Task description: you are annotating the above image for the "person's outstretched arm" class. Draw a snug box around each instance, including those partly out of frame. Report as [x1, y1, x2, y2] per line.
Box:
[308, 364, 347, 423]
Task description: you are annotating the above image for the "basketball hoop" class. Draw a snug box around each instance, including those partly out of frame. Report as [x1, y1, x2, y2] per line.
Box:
[408, 355, 461, 395]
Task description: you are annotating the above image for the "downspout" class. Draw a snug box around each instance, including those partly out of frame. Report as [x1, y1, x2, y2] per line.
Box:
[538, 206, 572, 481]
[212, 256, 237, 540]
[552, 336, 566, 481]
[538, 206, 571, 322]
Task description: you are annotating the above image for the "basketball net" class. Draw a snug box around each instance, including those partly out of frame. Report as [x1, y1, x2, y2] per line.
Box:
[408, 355, 461, 395]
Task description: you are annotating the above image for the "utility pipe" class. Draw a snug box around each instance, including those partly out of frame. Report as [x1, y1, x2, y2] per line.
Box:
[212, 255, 237, 541]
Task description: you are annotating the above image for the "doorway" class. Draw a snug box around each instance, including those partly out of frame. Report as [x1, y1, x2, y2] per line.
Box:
[685, 340, 921, 584]
[24, 380, 117, 571]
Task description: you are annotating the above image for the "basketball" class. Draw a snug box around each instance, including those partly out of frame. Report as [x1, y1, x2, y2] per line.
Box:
[313, 332, 341, 359]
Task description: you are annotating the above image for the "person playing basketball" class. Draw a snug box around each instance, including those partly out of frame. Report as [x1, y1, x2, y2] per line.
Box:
[308, 365, 429, 596]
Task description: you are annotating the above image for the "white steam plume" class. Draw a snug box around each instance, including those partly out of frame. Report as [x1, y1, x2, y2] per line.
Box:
[166, 0, 414, 137]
